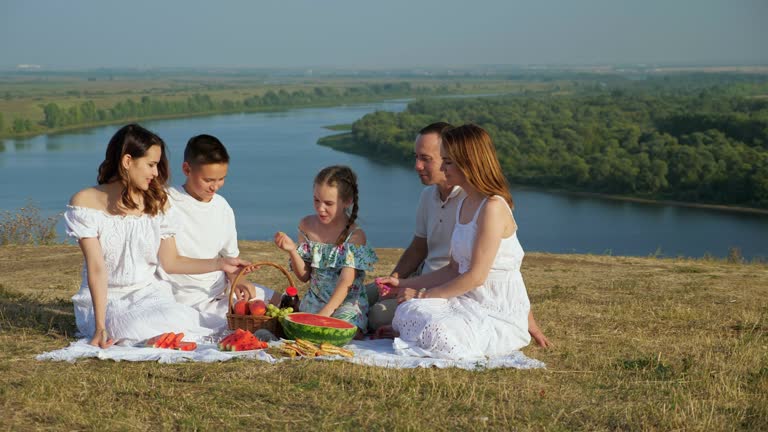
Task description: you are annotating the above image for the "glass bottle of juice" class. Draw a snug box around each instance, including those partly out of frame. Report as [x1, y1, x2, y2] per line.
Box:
[279, 286, 301, 312]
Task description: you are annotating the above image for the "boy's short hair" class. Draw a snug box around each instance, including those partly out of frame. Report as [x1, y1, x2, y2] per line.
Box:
[184, 134, 230, 166]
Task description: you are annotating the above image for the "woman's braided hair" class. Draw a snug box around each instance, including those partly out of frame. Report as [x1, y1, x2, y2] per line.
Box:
[314, 165, 359, 245]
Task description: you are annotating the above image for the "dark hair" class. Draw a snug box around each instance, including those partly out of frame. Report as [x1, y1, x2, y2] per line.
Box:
[419, 121, 453, 136]
[184, 134, 230, 166]
[97, 123, 169, 216]
[442, 124, 514, 209]
[314, 165, 359, 245]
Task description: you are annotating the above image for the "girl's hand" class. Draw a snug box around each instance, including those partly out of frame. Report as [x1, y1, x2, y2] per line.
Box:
[274, 231, 296, 252]
[218, 257, 251, 274]
[89, 329, 115, 349]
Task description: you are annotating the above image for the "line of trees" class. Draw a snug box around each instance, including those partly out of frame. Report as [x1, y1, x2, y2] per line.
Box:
[36, 82, 439, 131]
[346, 92, 768, 208]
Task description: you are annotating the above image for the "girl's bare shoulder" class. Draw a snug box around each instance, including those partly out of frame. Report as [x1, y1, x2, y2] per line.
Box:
[346, 225, 367, 246]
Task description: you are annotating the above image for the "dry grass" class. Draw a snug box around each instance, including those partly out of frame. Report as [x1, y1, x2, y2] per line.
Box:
[1, 242, 767, 431]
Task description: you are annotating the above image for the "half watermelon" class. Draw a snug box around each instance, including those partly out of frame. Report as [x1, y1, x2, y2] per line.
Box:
[280, 313, 357, 346]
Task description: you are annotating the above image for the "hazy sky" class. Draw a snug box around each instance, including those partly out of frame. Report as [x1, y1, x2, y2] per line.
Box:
[1, 0, 765, 69]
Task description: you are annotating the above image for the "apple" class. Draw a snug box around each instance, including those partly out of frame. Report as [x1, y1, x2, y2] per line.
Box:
[234, 299, 249, 315]
[249, 299, 267, 316]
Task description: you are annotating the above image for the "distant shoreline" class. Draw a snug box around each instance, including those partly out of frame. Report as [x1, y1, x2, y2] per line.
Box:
[318, 131, 768, 216]
[0, 97, 409, 141]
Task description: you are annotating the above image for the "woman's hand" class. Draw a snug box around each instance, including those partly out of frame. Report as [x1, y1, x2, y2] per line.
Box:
[274, 231, 296, 252]
[89, 328, 114, 349]
[528, 313, 552, 348]
[218, 257, 251, 274]
[397, 287, 422, 304]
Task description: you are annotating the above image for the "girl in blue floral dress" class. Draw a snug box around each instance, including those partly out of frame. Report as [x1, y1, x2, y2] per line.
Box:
[274, 165, 378, 335]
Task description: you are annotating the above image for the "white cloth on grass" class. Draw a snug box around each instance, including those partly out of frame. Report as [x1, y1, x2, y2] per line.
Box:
[36, 338, 544, 370]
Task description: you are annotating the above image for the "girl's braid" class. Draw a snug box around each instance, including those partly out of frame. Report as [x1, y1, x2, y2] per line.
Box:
[336, 168, 359, 245]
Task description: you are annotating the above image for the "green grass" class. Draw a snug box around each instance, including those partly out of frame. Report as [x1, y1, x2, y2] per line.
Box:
[1, 243, 767, 430]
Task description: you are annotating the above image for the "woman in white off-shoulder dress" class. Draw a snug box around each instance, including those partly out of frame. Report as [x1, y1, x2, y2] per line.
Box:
[67, 124, 248, 347]
[380, 124, 547, 360]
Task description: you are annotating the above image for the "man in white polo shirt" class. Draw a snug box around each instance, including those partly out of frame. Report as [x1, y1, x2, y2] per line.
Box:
[368, 122, 551, 348]
[367, 122, 464, 329]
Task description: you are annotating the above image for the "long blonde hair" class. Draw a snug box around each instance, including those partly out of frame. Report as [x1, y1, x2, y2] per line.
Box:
[441, 124, 514, 209]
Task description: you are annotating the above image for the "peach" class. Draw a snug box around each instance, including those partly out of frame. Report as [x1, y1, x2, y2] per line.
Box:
[234, 299, 249, 315]
[249, 299, 267, 316]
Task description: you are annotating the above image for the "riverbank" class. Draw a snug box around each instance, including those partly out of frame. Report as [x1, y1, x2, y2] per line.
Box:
[0, 96, 407, 141]
[318, 131, 768, 216]
[1, 242, 766, 429]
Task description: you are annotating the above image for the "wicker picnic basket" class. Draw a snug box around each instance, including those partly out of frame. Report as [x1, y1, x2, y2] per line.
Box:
[225, 261, 293, 336]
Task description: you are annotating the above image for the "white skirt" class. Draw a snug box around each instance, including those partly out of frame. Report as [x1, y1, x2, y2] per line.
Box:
[72, 277, 214, 346]
[392, 281, 531, 360]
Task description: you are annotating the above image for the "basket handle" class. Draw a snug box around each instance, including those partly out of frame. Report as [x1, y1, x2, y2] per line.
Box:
[227, 261, 296, 313]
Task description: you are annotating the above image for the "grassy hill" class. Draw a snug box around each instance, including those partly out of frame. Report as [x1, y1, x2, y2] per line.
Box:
[1, 242, 766, 430]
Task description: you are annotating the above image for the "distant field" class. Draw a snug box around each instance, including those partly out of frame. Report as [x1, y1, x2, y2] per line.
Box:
[0, 75, 538, 134]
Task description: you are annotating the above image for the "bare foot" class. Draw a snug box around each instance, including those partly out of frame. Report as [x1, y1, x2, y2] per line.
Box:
[371, 325, 399, 339]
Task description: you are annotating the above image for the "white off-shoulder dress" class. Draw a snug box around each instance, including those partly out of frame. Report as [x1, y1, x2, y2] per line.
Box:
[391, 196, 531, 359]
[65, 205, 213, 345]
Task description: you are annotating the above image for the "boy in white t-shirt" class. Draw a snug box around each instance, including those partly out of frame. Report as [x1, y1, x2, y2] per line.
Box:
[166, 134, 279, 331]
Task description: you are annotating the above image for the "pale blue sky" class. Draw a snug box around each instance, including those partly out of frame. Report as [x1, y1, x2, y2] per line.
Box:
[0, 0, 765, 69]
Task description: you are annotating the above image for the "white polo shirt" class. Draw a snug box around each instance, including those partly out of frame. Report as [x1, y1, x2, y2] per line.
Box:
[414, 185, 466, 274]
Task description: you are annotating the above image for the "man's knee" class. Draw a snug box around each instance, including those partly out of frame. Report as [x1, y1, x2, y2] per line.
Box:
[365, 282, 378, 305]
[367, 299, 398, 332]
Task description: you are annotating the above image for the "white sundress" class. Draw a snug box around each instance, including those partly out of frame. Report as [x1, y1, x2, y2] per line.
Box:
[64, 205, 214, 346]
[391, 196, 531, 360]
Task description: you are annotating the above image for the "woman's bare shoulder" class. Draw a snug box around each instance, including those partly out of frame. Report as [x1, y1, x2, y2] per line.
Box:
[69, 186, 108, 210]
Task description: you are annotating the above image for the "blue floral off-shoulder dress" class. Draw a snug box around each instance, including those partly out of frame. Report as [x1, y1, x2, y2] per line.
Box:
[296, 228, 378, 331]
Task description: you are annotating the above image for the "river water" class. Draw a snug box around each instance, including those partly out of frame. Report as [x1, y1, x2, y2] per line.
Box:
[1, 101, 766, 259]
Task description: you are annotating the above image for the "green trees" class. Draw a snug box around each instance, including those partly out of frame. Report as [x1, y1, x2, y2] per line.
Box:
[347, 90, 768, 208]
[27, 81, 437, 137]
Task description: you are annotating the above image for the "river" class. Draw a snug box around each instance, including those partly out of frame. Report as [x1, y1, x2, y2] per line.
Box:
[1, 101, 766, 259]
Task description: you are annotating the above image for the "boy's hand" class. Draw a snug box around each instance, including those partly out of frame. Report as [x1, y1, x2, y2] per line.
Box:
[233, 284, 255, 301]
[218, 257, 251, 274]
[274, 231, 296, 252]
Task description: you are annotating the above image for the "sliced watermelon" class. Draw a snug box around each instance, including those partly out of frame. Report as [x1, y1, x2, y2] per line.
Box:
[171, 333, 185, 349]
[280, 313, 356, 346]
[158, 332, 176, 349]
[176, 341, 197, 351]
[145, 333, 167, 348]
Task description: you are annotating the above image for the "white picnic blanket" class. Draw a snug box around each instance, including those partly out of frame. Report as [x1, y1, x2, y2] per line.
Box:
[36, 338, 545, 370]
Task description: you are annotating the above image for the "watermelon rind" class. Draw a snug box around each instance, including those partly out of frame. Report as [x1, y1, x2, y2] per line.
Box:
[280, 313, 356, 346]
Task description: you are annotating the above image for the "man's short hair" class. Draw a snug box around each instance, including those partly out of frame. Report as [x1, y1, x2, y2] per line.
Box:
[184, 134, 230, 165]
[419, 122, 453, 136]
